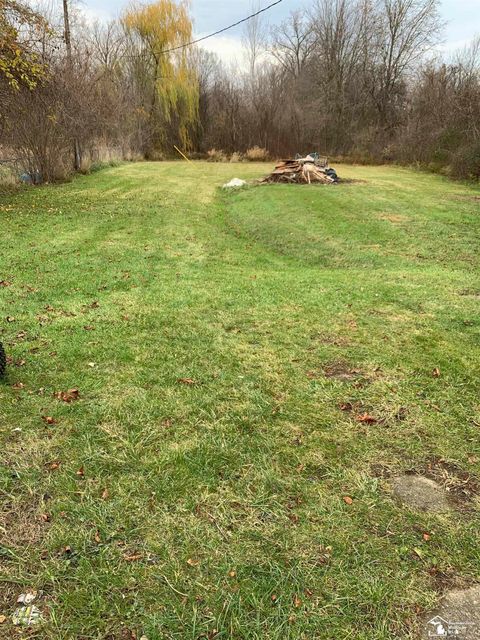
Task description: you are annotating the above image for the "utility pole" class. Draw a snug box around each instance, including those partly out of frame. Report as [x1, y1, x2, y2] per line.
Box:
[62, 0, 81, 170]
[62, 0, 72, 59]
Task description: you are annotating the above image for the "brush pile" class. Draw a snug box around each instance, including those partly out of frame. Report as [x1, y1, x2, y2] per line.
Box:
[261, 154, 338, 184]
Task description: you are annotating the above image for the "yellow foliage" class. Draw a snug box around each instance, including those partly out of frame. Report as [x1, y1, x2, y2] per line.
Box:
[123, 0, 199, 149]
[0, 2, 46, 89]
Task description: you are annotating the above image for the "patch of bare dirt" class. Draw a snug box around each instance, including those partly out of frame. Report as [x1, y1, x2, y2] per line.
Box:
[323, 360, 364, 381]
[0, 496, 46, 550]
[370, 463, 393, 479]
[0, 492, 49, 571]
[0, 582, 19, 622]
[459, 288, 480, 297]
[422, 458, 480, 510]
[338, 178, 367, 184]
[309, 332, 352, 347]
[378, 213, 409, 223]
[427, 567, 474, 595]
[0, 494, 49, 630]
[451, 194, 480, 202]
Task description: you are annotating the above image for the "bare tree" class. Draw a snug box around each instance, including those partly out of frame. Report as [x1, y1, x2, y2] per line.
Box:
[89, 20, 125, 69]
[271, 10, 316, 78]
[242, 1, 267, 77]
[371, 0, 443, 128]
[4, 0, 477, 180]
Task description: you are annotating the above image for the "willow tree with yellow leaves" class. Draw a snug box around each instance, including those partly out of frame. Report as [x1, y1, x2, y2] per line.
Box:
[123, 0, 199, 154]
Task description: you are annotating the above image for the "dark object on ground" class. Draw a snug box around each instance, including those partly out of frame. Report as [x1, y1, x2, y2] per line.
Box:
[0, 342, 6, 377]
[20, 171, 42, 185]
[261, 155, 339, 184]
[325, 168, 338, 182]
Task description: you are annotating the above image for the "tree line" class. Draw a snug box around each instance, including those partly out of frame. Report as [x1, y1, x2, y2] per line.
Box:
[1, 0, 479, 181]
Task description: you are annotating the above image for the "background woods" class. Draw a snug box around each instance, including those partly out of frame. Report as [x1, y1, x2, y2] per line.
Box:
[0, 0, 479, 181]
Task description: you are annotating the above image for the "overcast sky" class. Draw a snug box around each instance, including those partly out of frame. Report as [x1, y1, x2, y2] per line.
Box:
[78, 0, 479, 63]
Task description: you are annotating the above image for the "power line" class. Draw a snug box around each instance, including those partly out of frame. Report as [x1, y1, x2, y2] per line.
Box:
[160, 0, 285, 54]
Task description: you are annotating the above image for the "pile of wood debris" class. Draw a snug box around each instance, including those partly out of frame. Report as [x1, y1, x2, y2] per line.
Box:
[261, 155, 338, 184]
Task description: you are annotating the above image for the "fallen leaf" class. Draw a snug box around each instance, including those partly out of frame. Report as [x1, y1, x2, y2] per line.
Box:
[101, 488, 109, 500]
[6, 316, 15, 322]
[40, 513, 50, 522]
[87, 362, 96, 368]
[356, 413, 377, 424]
[187, 558, 199, 566]
[76, 466, 85, 477]
[177, 378, 196, 385]
[432, 367, 441, 378]
[123, 553, 143, 562]
[0, 280, 11, 287]
[94, 530, 101, 544]
[42, 416, 57, 425]
[339, 402, 353, 411]
[0, 615, 6, 623]
[271, 594, 277, 602]
[46, 461, 61, 471]
[343, 496, 353, 505]
[293, 595, 302, 608]
[83, 325, 95, 331]
[228, 570, 236, 578]
[55, 389, 79, 402]
[423, 533, 431, 541]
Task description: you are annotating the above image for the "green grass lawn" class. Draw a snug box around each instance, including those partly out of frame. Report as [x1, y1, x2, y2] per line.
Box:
[0, 161, 479, 639]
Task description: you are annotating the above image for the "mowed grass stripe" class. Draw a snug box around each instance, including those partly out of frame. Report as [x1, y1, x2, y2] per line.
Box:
[0, 161, 479, 639]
